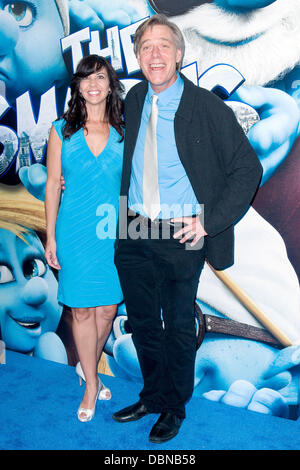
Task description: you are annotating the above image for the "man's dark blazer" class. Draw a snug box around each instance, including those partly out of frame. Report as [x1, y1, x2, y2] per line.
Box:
[119, 73, 263, 270]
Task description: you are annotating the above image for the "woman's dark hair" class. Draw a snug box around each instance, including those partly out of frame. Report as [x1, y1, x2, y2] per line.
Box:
[62, 55, 124, 140]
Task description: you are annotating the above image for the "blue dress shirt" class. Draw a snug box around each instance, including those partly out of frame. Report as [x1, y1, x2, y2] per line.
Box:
[128, 74, 201, 219]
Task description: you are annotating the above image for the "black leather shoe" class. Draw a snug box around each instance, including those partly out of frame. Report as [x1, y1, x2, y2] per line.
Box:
[149, 412, 183, 443]
[113, 401, 151, 423]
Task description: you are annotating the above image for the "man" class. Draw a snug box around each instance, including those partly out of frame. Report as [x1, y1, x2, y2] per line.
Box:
[113, 14, 262, 444]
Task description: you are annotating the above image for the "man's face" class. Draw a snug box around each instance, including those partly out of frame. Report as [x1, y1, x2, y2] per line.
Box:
[137, 24, 182, 93]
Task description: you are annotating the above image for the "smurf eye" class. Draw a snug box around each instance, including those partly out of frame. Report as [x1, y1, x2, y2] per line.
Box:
[4, 2, 34, 27]
[23, 259, 46, 279]
[0, 265, 14, 284]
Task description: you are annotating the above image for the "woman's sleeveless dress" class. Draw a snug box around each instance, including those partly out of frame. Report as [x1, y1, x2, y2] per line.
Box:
[53, 118, 123, 307]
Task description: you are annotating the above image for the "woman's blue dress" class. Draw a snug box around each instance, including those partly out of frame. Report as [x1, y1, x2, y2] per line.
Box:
[52, 118, 123, 308]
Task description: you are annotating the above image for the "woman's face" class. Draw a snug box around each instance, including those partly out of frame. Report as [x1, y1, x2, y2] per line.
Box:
[79, 66, 111, 107]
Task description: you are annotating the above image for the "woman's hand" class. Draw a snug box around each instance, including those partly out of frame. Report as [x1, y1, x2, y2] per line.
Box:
[45, 238, 61, 270]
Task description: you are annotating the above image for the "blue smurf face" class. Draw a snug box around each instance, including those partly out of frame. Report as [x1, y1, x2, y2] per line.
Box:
[0, 0, 68, 102]
[0, 228, 62, 352]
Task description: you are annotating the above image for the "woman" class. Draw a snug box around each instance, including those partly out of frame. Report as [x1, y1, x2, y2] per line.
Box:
[45, 55, 124, 422]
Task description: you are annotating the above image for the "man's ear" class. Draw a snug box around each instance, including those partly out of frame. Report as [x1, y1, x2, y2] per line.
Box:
[176, 48, 183, 67]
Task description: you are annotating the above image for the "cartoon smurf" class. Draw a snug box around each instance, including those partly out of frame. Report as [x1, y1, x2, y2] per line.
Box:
[0, 0, 146, 105]
[0, 186, 67, 363]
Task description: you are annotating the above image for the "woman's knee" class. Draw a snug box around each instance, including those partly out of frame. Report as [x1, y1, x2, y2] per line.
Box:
[72, 307, 95, 322]
[97, 304, 117, 322]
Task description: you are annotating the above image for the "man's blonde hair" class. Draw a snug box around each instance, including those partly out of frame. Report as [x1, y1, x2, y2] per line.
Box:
[133, 14, 185, 71]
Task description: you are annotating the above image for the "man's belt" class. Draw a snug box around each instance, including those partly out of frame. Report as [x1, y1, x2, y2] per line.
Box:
[128, 211, 172, 227]
[195, 303, 283, 349]
[127, 210, 198, 228]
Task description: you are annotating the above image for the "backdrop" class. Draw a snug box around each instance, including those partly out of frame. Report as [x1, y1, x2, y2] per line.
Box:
[0, 0, 300, 420]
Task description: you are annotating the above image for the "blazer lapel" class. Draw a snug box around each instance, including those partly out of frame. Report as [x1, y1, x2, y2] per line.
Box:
[176, 73, 196, 123]
[126, 83, 147, 162]
[174, 74, 207, 203]
[122, 80, 148, 196]
[174, 74, 200, 166]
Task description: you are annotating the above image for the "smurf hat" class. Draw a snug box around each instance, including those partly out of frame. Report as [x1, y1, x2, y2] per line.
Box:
[55, 0, 70, 36]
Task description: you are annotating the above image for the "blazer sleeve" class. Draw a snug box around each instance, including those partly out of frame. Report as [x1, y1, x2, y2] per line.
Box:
[204, 103, 263, 238]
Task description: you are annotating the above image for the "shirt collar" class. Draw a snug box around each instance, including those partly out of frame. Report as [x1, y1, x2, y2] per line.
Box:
[147, 73, 183, 106]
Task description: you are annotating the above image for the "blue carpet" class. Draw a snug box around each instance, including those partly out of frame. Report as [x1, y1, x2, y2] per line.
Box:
[1, 351, 300, 450]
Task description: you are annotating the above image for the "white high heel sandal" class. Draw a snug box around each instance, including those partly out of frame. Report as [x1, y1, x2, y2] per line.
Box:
[75, 362, 111, 400]
[77, 377, 102, 422]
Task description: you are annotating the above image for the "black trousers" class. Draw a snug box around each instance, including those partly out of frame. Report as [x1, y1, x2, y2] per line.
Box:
[115, 220, 205, 419]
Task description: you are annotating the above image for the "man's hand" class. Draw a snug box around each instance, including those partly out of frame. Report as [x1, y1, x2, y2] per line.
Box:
[60, 175, 65, 191]
[172, 215, 207, 247]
